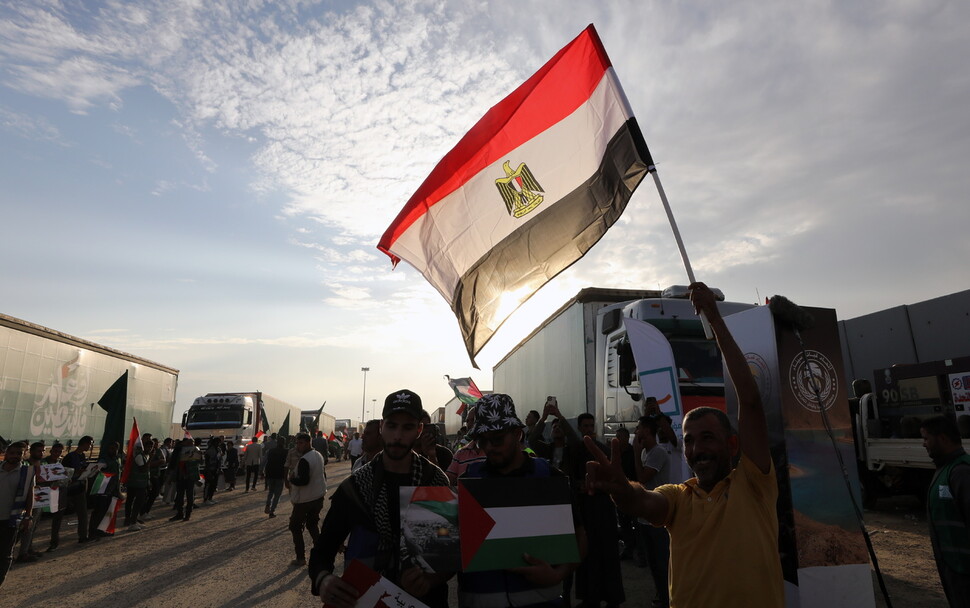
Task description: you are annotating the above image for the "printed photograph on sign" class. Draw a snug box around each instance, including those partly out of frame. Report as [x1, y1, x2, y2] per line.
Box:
[399, 486, 460, 574]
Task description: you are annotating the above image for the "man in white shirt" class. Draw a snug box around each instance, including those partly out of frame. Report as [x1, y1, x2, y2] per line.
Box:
[347, 433, 363, 466]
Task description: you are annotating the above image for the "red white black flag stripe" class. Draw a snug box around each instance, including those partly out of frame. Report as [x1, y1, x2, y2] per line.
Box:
[378, 24, 653, 364]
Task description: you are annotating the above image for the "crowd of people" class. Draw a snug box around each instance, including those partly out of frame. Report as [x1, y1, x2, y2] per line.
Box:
[5, 283, 968, 607]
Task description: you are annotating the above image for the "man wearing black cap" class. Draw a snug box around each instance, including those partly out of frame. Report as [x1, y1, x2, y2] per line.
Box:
[309, 389, 452, 608]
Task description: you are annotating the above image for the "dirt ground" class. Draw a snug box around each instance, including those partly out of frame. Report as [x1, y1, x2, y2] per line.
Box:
[2, 461, 948, 607]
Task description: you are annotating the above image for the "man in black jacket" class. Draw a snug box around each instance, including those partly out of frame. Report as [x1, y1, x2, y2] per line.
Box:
[308, 389, 451, 607]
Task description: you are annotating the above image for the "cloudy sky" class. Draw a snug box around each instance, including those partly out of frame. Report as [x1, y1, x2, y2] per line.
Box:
[2, 0, 967, 423]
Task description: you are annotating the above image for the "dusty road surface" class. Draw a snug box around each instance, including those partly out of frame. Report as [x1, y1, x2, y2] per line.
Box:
[1, 461, 951, 607]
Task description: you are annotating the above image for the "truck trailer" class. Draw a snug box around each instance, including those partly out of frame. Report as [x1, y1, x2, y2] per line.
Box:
[0, 312, 178, 444]
[182, 391, 303, 445]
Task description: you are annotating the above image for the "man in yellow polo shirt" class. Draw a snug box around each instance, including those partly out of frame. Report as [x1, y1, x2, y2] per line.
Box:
[586, 282, 783, 608]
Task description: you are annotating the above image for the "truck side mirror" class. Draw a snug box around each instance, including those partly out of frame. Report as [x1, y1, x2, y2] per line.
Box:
[246, 410, 253, 425]
[618, 338, 636, 388]
[181, 412, 187, 427]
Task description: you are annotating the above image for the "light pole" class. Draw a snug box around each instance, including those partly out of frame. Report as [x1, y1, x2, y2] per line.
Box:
[371, 398, 376, 421]
[361, 367, 369, 425]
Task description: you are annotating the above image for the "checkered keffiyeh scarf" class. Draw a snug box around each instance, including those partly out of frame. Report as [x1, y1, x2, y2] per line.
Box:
[351, 452, 448, 575]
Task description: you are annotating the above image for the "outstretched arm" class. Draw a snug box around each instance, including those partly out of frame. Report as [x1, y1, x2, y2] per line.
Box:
[689, 282, 771, 473]
[584, 436, 669, 526]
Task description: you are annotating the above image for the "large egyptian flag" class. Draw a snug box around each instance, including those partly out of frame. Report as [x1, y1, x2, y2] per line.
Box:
[458, 476, 579, 572]
[378, 24, 653, 364]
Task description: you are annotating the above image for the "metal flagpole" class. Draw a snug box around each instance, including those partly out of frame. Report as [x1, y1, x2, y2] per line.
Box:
[650, 168, 714, 339]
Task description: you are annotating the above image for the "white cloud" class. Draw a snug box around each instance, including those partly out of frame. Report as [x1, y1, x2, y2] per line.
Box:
[0, 105, 66, 143]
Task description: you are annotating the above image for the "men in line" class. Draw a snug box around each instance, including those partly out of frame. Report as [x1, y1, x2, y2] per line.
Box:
[42, 442, 66, 551]
[417, 411, 453, 471]
[59, 436, 92, 543]
[312, 431, 330, 461]
[89, 441, 121, 538]
[921, 415, 970, 607]
[529, 408, 569, 470]
[170, 437, 201, 522]
[351, 419, 382, 472]
[457, 394, 583, 608]
[347, 432, 363, 466]
[123, 433, 151, 532]
[261, 433, 278, 490]
[144, 437, 168, 518]
[586, 282, 784, 607]
[243, 436, 262, 492]
[264, 435, 289, 518]
[1, 442, 34, 587]
[523, 409, 541, 448]
[613, 427, 638, 561]
[633, 416, 670, 608]
[288, 433, 327, 566]
[203, 437, 222, 505]
[224, 440, 239, 491]
[446, 405, 485, 484]
[572, 412, 624, 608]
[15, 442, 44, 562]
[309, 389, 451, 608]
[643, 397, 685, 483]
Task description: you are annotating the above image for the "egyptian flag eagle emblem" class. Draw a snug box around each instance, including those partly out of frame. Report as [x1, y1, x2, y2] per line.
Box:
[495, 161, 544, 218]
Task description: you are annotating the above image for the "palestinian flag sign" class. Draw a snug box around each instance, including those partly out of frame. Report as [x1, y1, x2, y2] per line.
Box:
[458, 476, 579, 572]
[378, 24, 653, 365]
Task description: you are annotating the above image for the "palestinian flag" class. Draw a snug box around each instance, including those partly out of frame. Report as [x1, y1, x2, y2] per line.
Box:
[458, 476, 579, 572]
[89, 471, 114, 495]
[446, 376, 483, 416]
[378, 24, 653, 364]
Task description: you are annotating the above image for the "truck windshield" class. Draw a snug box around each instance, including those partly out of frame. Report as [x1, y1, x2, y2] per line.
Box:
[669, 338, 724, 385]
[186, 410, 244, 429]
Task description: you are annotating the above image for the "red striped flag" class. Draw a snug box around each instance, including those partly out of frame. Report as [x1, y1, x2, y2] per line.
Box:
[121, 417, 141, 484]
[379, 24, 653, 364]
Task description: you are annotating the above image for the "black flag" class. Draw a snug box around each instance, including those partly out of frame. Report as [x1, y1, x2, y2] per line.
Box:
[98, 370, 128, 448]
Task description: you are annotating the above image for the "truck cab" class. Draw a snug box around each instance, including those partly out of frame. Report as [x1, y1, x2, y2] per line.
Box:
[853, 355, 970, 505]
[597, 287, 754, 438]
[183, 394, 255, 443]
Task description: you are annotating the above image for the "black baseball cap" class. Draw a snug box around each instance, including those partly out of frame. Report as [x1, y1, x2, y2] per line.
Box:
[382, 389, 423, 420]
